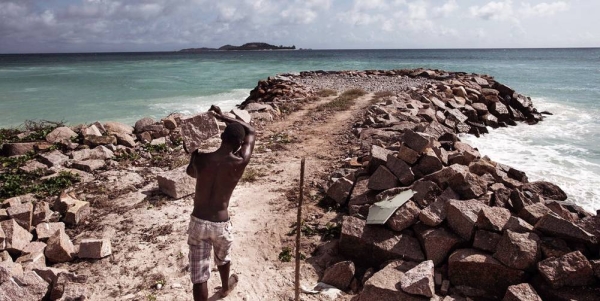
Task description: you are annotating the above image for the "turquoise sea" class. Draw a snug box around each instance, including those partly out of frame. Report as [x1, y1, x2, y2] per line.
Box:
[0, 49, 599, 211]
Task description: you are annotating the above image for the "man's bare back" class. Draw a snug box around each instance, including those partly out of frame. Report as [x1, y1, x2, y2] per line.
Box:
[185, 106, 255, 301]
[186, 107, 255, 221]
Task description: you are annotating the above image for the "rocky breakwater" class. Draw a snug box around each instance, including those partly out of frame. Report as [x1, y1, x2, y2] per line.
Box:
[244, 69, 599, 300]
[0, 109, 249, 300]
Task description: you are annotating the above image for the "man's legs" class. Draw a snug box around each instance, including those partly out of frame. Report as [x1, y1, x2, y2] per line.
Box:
[193, 283, 208, 301]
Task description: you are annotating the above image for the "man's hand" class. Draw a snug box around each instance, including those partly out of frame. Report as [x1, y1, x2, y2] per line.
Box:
[209, 105, 223, 116]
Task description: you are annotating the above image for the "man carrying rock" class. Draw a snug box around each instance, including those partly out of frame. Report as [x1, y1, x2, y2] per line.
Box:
[186, 105, 256, 300]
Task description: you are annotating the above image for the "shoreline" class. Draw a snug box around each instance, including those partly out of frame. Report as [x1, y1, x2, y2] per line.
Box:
[0, 68, 599, 300]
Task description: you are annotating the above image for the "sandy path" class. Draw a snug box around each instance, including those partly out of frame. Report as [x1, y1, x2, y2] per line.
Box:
[67, 93, 374, 301]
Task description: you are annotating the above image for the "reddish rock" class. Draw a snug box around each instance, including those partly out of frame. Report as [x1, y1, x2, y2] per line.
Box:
[6, 202, 33, 231]
[448, 169, 488, 199]
[545, 201, 579, 222]
[353, 262, 427, 301]
[537, 251, 594, 288]
[402, 130, 432, 153]
[32, 267, 69, 286]
[473, 230, 502, 252]
[401, 260, 435, 297]
[18, 160, 48, 174]
[422, 164, 469, 188]
[44, 229, 75, 263]
[414, 224, 462, 266]
[419, 199, 448, 226]
[540, 237, 571, 259]
[368, 166, 399, 191]
[591, 260, 600, 279]
[1, 142, 36, 157]
[71, 159, 105, 172]
[522, 181, 567, 201]
[321, 261, 355, 291]
[0, 219, 33, 255]
[386, 201, 420, 232]
[503, 283, 542, 301]
[412, 148, 443, 178]
[447, 200, 489, 240]
[326, 177, 353, 205]
[503, 216, 534, 233]
[494, 230, 541, 270]
[475, 206, 511, 232]
[32, 201, 51, 227]
[531, 274, 600, 301]
[55, 193, 89, 226]
[577, 215, 600, 240]
[398, 144, 420, 165]
[83, 135, 117, 147]
[35, 222, 65, 242]
[518, 203, 552, 225]
[534, 213, 596, 244]
[368, 145, 394, 173]
[448, 249, 526, 298]
[49, 272, 88, 300]
[411, 180, 441, 207]
[157, 166, 195, 199]
[104, 121, 134, 135]
[78, 238, 112, 259]
[46, 127, 77, 143]
[339, 216, 424, 266]
[179, 113, 219, 152]
[134, 117, 155, 133]
[15, 252, 46, 270]
[386, 154, 414, 186]
[38, 150, 69, 168]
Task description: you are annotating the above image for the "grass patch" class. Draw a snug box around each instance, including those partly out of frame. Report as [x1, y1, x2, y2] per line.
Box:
[372, 91, 395, 103]
[143, 143, 169, 153]
[316, 89, 338, 97]
[315, 88, 367, 111]
[240, 167, 265, 183]
[288, 221, 341, 240]
[278, 247, 293, 262]
[0, 171, 80, 200]
[1, 120, 65, 144]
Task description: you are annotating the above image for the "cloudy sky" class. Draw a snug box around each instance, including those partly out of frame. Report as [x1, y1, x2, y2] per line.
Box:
[0, 0, 598, 53]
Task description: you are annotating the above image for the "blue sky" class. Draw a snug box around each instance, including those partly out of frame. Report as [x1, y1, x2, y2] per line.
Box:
[0, 0, 598, 53]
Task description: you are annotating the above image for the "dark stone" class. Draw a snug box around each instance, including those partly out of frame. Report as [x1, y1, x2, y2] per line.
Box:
[368, 166, 400, 191]
[494, 230, 541, 270]
[386, 154, 414, 186]
[414, 224, 462, 266]
[411, 181, 441, 208]
[535, 213, 597, 244]
[537, 251, 594, 288]
[447, 200, 489, 240]
[448, 249, 526, 298]
[473, 230, 502, 252]
[522, 181, 567, 201]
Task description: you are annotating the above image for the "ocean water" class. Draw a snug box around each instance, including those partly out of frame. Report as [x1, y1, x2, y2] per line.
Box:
[0, 49, 599, 212]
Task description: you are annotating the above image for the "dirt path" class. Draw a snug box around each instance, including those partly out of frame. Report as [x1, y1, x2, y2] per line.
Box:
[68, 93, 375, 301]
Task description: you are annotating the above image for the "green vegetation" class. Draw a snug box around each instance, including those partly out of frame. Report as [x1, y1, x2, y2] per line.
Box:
[143, 143, 169, 153]
[0, 171, 79, 199]
[240, 167, 265, 183]
[0, 120, 64, 144]
[316, 89, 338, 97]
[288, 221, 341, 240]
[315, 88, 367, 111]
[278, 247, 293, 262]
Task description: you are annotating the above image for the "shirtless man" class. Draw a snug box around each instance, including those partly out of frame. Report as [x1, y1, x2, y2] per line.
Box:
[186, 105, 256, 301]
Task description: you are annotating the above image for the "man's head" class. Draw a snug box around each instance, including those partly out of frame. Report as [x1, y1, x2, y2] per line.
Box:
[221, 123, 246, 148]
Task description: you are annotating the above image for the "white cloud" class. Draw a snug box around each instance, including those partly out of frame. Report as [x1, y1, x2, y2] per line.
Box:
[521, 1, 568, 17]
[470, 1, 570, 21]
[433, 0, 458, 18]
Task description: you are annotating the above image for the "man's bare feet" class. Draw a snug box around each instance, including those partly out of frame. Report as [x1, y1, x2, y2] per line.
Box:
[220, 274, 238, 297]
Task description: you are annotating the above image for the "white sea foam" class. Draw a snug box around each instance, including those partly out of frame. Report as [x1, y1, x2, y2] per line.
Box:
[461, 97, 600, 213]
[148, 89, 249, 117]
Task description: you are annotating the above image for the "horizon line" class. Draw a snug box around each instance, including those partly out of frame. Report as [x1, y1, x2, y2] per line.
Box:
[1, 46, 599, 55]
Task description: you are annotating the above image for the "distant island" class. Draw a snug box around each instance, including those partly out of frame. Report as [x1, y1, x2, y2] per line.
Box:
[179, 42, 296, 52]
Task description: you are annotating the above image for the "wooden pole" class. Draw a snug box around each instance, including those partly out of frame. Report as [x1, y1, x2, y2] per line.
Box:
[295, 158, 306, 301]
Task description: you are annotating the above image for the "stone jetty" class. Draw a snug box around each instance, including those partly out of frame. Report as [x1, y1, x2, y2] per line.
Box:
[240, 69, 599, 300]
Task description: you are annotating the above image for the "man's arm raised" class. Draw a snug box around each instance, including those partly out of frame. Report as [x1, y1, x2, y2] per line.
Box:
[210, 106, 256, 164]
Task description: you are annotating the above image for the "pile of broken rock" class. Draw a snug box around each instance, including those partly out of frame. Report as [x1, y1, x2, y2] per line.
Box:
[1, 191, 111, 300]
[314, 71, 600, 300]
